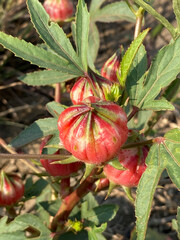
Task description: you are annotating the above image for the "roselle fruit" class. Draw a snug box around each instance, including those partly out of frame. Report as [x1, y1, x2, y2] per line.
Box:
[101, 49, 121, 83]
[43, 0, 73, 22]
[40, 136, 82, 177]
[0, 171, 24, 206]
[58, 96, 128, 164]
[70, 71, 112, 105]
[103, 146, 148, 187]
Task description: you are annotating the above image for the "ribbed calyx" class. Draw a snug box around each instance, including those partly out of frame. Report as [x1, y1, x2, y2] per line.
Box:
[0, 171, 24, 206]
[103, 146, 148, 187]
[101, 49, 121, 83]
[40, 136, 82, 177]
[58, 96, 128, 164]
[43, 0, 73, 22]
[70, 70, 112, 105]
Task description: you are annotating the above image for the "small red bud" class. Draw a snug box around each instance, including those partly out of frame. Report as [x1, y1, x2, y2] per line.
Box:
[40, 136, 82, 177]
[58, 96, 128, 164]
[104, 146, 148, 187]
[43, 0, 73, 22]
[70, 71, 112, 105]
[101, 49, 121, 83]
[0, 171, 24, 206]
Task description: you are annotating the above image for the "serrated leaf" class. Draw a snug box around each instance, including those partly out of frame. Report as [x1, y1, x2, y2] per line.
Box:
[92, 1, 136, 23]
[19, 70, 77, 86]
[136, 37, 180, 110]
[75, 0, 90, 71]
[0, 214, 52, 240]
[89, 0, 106, 15]
[136, 128, 180, 240]
[163, 78, 180, 102]
[126, 45, 147, 106]
[39, 199, 62, 216]
[83, 204, 118, 225]
[88, 22, 100, 67]
[27, 0, 84, 75]
[10, 118, 58, 148]
[141, 99, 174, 111]
[0, 32, 79, 74]
[173, 0, 180, 32]
[120, 29, 149, 87]
[46, 101, 65, 118]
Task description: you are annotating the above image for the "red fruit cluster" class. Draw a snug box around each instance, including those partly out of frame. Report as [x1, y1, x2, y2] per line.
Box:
[43, 0, 73, 22]
[0, 171, 24, 206]
[104, 146, 148, 187]
[101, 49, 121, 83]
[58, 96, 128, 164]
[40, 136, 82, 177]
[70, 71, 112, 105]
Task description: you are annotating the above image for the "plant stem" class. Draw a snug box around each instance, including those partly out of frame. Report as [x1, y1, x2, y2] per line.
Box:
[55, 83, 61, 103]
[127, 106, 139, 121]
[125, 0, 136, 15]
[0, 153, 70, 160]
[50, 168, 98, 232]
[122, 139, 153, 149]
[134, 0, 177, 39]
[134, 7, 145, 39]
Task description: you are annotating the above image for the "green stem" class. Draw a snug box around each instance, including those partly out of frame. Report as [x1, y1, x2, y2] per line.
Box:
[134, 7, 145, 39]
[125, 0, 136, 15]
[134, 0, 177, 39]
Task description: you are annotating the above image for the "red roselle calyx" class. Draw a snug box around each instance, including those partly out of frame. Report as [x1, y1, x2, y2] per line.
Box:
[0, 171, 24, 206]
[40, 136, 82, 177]
[70, 71, 112, 105]
[43, 0, 73, 22]
[104, 146, 148, 187]
[58, 96, 128, 164]
[101, 49, 121, 83]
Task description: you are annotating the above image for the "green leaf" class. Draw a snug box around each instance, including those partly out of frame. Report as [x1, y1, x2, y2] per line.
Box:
[0, 32, 79, 74]
[82, 204, 118, 225]
[88, 22, 100, 67]
[24, 178, 49, 198]
[136, 128, 180, 240]
[58, 230, 88, 240]
[172, 207, 180, 238]
[39, 199, 62, 216]
[0, 214, 52, 240]
[126, 45, 147, 106]
[107, 158, 126, 170]
[46, 101, 65, 118]
[137, 37, 180, 110]
[75, 0, 90, 71]
[173, 0, 180, 32]
[10, 118, 58, 148]
[89, 0, 106, 16]
[92, 1, 136, 23]
[120, 29, 149, 87]
[27, 0, 84, 75]
[19, 70, 77, 86]
[163, 78, 180, 102]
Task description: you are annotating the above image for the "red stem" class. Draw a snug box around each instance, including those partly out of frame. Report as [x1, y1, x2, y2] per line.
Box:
[50, 169, 98, 232]
[127, 106, 139, 121]
[60, 178, 71, 199]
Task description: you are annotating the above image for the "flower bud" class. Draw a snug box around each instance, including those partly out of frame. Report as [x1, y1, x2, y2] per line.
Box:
[43, 0, 73, 22]
[0, 171, 24, 206]
[104, 146, 148, 187]
[58, 96, 128, 164]
[70, 71, 112, 105]
[101, 49, 121, 83]
[40, 136, 82, 177]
